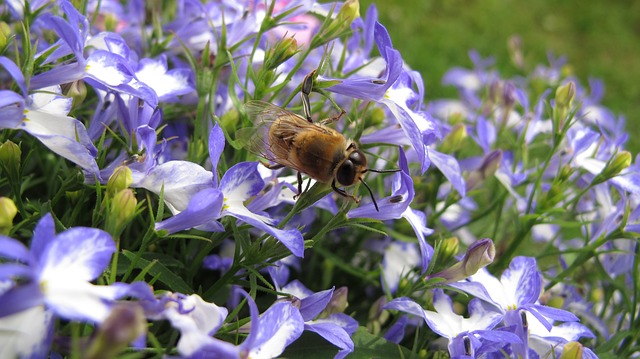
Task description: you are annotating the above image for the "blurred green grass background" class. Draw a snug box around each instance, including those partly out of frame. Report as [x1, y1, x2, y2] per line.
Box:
[361, 0, 640, 153]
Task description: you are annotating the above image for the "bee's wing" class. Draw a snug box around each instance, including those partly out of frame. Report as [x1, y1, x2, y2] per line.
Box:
[240, 100, 335, 172]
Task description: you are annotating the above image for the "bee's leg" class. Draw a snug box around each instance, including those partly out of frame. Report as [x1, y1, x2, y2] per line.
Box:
[320, 108, 346, 125]
[260, 161, 285, 170]
[301, 70, 316, 122]
[331, 179, 360, 203]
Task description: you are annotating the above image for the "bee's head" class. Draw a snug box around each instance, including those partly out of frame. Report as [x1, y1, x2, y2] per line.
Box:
[336, 146, 368, 186]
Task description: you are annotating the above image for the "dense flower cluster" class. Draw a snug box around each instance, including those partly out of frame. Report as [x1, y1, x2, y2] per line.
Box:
[0, 0, 638, 358]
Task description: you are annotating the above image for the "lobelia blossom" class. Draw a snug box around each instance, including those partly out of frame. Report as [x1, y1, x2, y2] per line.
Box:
[385, 289, 521, 358]
[155, 290, 304, 359]
[348, 148, 434, 273]
[0, 57, 100, 177]
[448, 256, 595, 358]
[143, 123, 304, 257]
[275, 279, 358, 359]
[0, 213, 149, 358]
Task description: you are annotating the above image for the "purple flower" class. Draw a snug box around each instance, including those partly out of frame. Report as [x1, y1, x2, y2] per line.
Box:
[278, 280, 357, 359]
[0, 57, 100, 177]
[161, 291, 304, 359]
[385, 289, 520, 358]
[449, 256, 593, 357]
[0, 214, 145, 357]
[145, 124, 304, 257]
[348, 148, 434, 272]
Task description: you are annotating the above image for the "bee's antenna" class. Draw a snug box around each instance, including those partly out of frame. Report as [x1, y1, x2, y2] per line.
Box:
[360, 179, 379, 212]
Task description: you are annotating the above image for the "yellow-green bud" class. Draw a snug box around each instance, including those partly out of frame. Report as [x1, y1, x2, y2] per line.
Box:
[0, 197, 17, 234]
[337, 0, 360, 25]
[107, 166, 133, 197]
[555, 81, 576, 108]
[559, 342, 583, 359]
[86, 303, 147, 359]
[264, 37, 299, 71]
[0, 140, 21, 179]
[593, 151, 632, 186]
[311, 0, 360, 48]
[0, 21, 11, 49]
[220, 109, 239, 136]
[546, 295, 564, 309]
[440, 124, 467, 154]
[108, 189, 137, 235]
[438, 237, 460, 263]
[62, 80, 87, 109]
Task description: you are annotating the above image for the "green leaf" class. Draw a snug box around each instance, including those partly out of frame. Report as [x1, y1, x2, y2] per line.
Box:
[122, 250, 192, 294]
[351, 327, 413, 359]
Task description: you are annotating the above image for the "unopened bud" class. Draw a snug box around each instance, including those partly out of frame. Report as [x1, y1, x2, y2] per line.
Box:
[107, 166, 133, 197]
[427, 238, 495, 283]
[311, 0, 360, 48]
[440, 124, 467, 153]
[337, 0, 360, 25]
[0, 197, 17, 234]
[593, 151, 632, 186]
[62, 80, 87, 109]
[0, 22, 11, 49]
[438, 237, 460, 263]
[86, 303, 147, 359]
[466, 150, 502, 191]
[108, 189, 137, 235]
[508, 35, 524, 70]
[264, 37, 299, 71]
[480, 150, 503, 178]
[322, 287, 349, 317]
[461, 238, 495, 275]
[220, 108, 239, 136]
[555, 81, 576, 108]
[502, 81, 516, 108]
[0, 140, 21, 175]
[559, 342, 583, 359]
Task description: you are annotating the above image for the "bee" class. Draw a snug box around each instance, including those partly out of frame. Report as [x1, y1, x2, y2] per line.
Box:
[242, 100, 395, 211]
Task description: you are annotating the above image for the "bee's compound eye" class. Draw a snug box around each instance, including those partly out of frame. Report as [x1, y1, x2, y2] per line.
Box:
[349, 150, 367, 167]
[337, 160, 356, 186]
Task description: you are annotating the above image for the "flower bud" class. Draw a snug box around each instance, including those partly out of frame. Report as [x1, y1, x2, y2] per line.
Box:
[466, 150, 502, 191]
[555, 81, 576, 109]
[502, 81, 516, 108]
[461, 238, 495, 274]
[86, 303, 147, 359]
[508, 35, 524, 70]
[591, 151, 632, 187]
[337, 0, 360, 25]
[319, 286, 349, 318]
[0, 140, 21, 175]
[438, 237, 460, 263]
[108, 189, 137, 236]
[427, 238, 495, 283]
[440, 124, 467, 154]
[0, 197, 17, 234]
[559, 342, 583, 359]
[311, 0, 360, 48]
[220, 108, 240, 136]
[107, 166, 133, 197]
[264, 36, 299, 71]
[479, 150, 503, 179]
[0, 21, 11, 49]
[62, 80, 87, 109]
